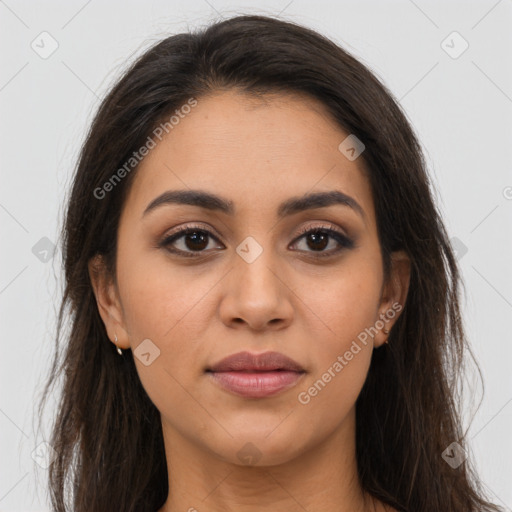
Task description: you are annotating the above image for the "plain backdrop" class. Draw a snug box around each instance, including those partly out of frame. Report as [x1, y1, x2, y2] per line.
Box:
[1, 1, 511, 510]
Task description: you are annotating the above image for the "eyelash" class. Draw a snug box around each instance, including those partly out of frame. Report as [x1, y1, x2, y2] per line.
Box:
[159, 222, 354, 259]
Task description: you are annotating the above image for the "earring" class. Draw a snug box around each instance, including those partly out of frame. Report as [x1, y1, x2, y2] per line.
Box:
[114, 333, 122, 355]
[383, 328, 390, 345]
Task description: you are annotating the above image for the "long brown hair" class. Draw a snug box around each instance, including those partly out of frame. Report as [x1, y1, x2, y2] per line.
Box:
[37, 14, 502, 512]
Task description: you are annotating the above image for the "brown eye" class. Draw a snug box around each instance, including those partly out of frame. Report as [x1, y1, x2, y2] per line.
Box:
[290, 226, 355, 257]
[181, 230, 209, 251]
[304, 231, 329, 251]
[159, 223, 354, 259]
[160, 226, 224, 257]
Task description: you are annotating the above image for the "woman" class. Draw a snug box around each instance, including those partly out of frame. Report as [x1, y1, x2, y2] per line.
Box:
[38, 14, 503, 512]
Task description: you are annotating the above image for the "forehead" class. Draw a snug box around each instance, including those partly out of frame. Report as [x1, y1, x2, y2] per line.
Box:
[122, 90, 375, 226]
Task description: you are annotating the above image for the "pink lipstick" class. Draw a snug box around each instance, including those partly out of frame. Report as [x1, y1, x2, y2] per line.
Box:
[206, 351, 305, 399]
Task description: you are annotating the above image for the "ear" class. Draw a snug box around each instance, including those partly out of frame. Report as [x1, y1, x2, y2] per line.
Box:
[88, 254, 130, 350]
[374, 250, 411, 348]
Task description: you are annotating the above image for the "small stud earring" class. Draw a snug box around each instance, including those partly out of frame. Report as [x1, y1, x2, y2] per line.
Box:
[114, 333, 122, 355]
[383, 328, 390, 345]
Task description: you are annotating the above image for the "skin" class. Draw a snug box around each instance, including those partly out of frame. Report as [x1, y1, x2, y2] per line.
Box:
[89, 90, 410, 512]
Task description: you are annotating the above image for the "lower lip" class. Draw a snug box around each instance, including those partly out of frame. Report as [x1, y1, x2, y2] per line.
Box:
[207, 370, 305, 398]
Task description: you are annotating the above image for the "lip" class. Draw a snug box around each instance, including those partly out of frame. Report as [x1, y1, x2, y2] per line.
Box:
[206, 351, 306, 399]
[207, 350, 305, 373]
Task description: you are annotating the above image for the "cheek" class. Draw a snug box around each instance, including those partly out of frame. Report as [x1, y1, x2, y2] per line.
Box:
[302, 253, 383, 347]
[295, 340, 372, 444]
[293, 254, 382, 412]
[116, 256, 217, 423]
[112, 233, 222, 439]
[116, 250, 220, 376]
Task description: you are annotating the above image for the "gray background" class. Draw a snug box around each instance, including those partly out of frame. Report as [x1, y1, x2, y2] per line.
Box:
[1, 0, 511, 510]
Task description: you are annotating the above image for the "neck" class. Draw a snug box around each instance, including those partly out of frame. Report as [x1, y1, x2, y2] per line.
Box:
[158, 407, 380, 512]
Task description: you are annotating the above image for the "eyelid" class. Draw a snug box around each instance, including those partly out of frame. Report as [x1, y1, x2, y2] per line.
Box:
[164, 220, 348, 238]
[291, 221, 348, 240]
[162, 222, 223, 242]
[288, 222, 355, 256]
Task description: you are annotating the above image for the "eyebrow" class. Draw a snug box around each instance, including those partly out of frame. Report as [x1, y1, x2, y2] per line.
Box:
[142, 189, 366, 222]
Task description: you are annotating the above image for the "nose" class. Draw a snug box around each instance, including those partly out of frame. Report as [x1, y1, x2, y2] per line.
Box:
[219, 252, 294, 332]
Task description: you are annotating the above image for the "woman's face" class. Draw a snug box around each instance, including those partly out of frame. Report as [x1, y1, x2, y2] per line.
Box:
[92, 90, 409, 466]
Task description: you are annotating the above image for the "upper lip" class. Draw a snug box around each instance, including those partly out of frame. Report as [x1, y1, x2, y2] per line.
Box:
[206, 351, 305, 372]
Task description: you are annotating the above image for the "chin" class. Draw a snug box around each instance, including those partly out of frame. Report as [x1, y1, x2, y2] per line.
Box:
[206, 427, 310, 468]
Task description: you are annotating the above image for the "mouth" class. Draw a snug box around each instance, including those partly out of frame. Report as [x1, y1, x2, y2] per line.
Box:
[205, 351, 306, 399]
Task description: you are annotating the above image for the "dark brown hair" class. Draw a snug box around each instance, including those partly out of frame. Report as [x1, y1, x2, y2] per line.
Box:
[37, 14, 502, 512]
